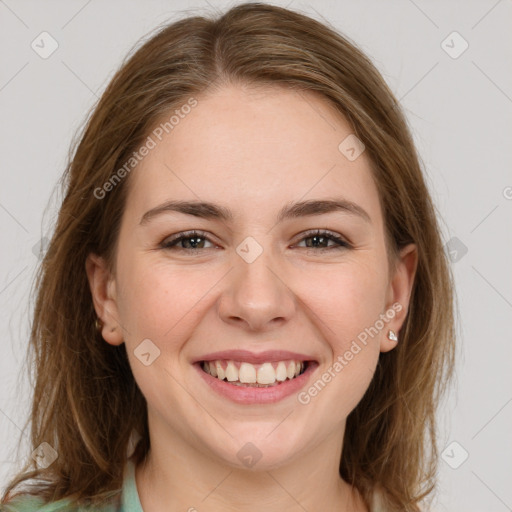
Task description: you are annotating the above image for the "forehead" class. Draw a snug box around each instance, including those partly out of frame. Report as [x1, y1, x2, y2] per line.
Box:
[124, 84, 382, 226]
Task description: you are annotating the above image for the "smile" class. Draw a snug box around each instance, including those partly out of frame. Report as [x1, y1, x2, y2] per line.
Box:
[201, 359, 308, 387]
[193, 350, 318, 404]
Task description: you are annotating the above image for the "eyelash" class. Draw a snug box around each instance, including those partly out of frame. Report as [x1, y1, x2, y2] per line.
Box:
[160, 229, 351, 253]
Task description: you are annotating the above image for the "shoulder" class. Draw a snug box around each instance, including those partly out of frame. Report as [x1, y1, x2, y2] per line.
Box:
[1, 495, 118, 512]
[1, 495, 65, 511]
[2, 460, 135, 512]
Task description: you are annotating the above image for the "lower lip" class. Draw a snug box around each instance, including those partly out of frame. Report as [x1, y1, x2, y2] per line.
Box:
[194, 362, 318, 404]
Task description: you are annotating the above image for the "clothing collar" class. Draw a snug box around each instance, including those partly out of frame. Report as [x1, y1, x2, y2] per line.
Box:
[120, 460, 144, 512]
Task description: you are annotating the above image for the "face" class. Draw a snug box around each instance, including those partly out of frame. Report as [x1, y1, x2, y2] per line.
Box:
[87, 84, 416, 470]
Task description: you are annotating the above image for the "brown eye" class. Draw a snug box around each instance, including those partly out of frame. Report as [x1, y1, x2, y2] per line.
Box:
[161, 230, 215, 251]
[296, 230, 351, 250]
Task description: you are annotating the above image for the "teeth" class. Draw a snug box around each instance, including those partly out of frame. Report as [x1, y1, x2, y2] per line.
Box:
[276, 361, 287, 382]
[225, 361, 238, 382]
[257, 362, 276, 385]
[215, 361, 225, 380]
[287, 362, 296, 379]
[239, 362, 256, 383]
[202, 359, 307, 386]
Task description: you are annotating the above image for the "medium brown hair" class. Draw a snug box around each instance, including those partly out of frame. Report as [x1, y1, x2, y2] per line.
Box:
[2, 3, 456, 511]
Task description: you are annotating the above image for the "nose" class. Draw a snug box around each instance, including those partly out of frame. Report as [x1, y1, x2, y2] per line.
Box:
[217, 253, 296, 332]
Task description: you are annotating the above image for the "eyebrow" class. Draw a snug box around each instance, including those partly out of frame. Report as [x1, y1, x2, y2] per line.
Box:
[139, 198, 372, 225]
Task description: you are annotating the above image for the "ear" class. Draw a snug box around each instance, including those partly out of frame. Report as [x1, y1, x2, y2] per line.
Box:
[380, 243, 418, 353]
[85, 253, 124, 346]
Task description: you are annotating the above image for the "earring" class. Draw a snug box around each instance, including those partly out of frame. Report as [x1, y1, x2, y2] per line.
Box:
[94, 317, 103, 331]
[387, 330, 398, 342]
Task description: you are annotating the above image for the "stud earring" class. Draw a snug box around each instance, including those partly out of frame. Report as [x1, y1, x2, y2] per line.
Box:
[94, 317, 103, 331]
[387, 330, 398, 342]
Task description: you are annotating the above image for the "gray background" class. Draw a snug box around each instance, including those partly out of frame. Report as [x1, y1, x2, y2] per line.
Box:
[1, 1, 511, 510]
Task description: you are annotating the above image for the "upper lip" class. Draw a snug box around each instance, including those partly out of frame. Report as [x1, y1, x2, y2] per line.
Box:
[193, 350, 316, 365]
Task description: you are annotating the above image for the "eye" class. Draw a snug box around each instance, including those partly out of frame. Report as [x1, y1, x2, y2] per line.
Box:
[160, 230, 216, 251]
[160, 229, 351, 253]
[294, 229, 351, 251]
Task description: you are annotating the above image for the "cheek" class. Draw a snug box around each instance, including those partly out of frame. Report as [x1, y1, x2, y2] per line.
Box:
[296, 258, 388, 349]
[294, 262, 386, 421]
[116, 258, 218, 345]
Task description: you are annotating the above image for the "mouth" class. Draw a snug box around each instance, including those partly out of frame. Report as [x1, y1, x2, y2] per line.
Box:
[200, 359, 309, 388]
[191, 350, 319, 405]
[193, 351, 318, 404]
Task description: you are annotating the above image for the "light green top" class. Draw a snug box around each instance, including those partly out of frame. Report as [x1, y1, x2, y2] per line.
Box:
[2, 461, 143, 512]
[4, 462, 388, 511]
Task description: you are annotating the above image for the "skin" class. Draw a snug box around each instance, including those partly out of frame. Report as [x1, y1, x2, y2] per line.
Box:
[87, 83, 417, 511]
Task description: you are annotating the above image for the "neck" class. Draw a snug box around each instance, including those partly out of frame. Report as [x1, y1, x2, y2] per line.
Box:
[135, 416, 368, 512]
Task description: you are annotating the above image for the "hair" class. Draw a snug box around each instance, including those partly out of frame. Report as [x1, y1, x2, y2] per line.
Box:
[2, 3, 456, 511]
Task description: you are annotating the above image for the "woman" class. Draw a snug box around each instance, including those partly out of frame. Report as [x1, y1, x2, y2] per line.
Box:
[1, 2, 456, 511]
